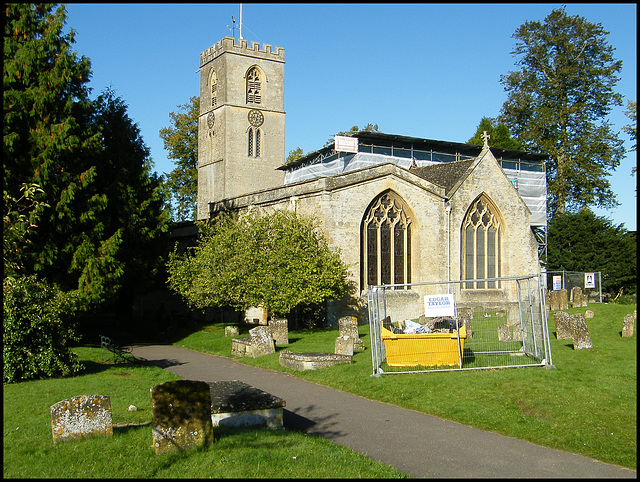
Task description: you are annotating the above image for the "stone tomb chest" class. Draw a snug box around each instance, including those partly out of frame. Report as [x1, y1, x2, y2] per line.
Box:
[209, 380, 285, 430]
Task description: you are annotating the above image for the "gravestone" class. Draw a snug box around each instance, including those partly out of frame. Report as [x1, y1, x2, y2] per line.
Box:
[549, 289, 568, 311]
[50, 395, 113, 443]
[268, 318, 288, 345]
[622, 314, 634, 337]
[279, 351, 352, 371]
[553, 311, 573, 339]
[248, 325, 275, 357]
[335, 335, 354, 356]
[497, 324, 512, 342]
[338, 316, 364, 351]
[150, 380, 214, 455]
[570, 287, 583, 308]
[224, 325, 240, 337]
[569, 313, 592, 350]
[585, 310, 595, 319]
[231, 337, 253, 357]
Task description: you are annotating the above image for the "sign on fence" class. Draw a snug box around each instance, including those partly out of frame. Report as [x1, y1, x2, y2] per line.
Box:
[424, 294, 455, 317]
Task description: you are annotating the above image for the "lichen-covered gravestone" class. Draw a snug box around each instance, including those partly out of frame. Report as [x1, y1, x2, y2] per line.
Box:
[553, 311, 573, 340]
[569, 313, 592, 349]
[549, 289, 568, 311]
[268, 318, 288, 345]
[150, 380, 214, 455]
[338, 316, 364, 351]
[622, 314, 634, 337]
[248, 325, 275, 357]
[335, 335, 354, 356]
[50, 395, 113, 443]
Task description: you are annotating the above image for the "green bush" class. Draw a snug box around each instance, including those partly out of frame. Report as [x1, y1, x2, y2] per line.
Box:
[3, 276, 82, 383]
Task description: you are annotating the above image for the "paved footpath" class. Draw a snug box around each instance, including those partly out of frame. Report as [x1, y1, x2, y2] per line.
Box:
[128, 344, 636, 479]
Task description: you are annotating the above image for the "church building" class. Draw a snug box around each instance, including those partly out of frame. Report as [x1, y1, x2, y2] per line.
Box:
[197, 36, 547, 324]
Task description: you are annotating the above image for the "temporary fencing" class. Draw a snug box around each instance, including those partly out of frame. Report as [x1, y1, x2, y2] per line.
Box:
[367, 275, 553, 376]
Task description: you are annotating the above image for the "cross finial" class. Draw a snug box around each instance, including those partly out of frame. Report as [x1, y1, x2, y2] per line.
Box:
[481, 131, 490, 148]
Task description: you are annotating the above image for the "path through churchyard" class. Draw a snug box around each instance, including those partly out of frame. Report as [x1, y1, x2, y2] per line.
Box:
[128, 344, 635, 479]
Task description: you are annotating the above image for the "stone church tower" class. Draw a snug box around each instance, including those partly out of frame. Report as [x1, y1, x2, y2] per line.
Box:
[197, 37, 285, 219]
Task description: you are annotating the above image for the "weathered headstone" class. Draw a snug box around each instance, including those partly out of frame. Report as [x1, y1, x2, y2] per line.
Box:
[570, 287, 583, 308]
[224, 325, 240, 337]
[584, 310, 595, 319]
[50, 395, 113, 443]
[338, 316, 364, 351]
[549, 289, 568, 311]
[268, 318, 288, 345]
[231, 337, 253, 357]
[248, 325, 275, 357]
[150, 380, 214, 455]
[569, 313, 592, 349]
[335, 335, 354, 356]
[553, 311, 573, 339]
[497, 324, 512, 342]
[622, 314, 634, 337]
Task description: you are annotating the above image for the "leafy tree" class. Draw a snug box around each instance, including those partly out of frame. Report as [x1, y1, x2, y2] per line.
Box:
[159, 96, 199, 221]
[467, 117, 523, 150]
[4, 4, 169, 312]
[499, 7, 625, 216]
[167, 210, 349, 317]
[286, 147, 305, 164]
[623, 100, 636, 175]
[547, 209, 636, 297]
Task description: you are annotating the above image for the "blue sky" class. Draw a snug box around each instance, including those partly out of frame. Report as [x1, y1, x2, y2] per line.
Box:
[63, 3, 636, 230]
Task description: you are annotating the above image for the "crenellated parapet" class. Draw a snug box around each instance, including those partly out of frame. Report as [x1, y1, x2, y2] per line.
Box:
[200, 36, 285, 67]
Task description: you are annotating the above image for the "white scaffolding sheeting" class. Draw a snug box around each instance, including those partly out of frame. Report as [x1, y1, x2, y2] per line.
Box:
[283, 152, 547, 227]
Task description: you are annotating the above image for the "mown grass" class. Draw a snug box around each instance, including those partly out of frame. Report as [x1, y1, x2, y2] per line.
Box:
[2, 346, 405, 478]
[174, 302, 637, 470]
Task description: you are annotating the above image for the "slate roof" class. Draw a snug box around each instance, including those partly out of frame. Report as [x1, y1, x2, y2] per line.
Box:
[409, 158, 475, 194]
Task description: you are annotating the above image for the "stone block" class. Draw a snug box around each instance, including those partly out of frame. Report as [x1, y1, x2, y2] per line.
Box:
[553, 311, 573, 339]
[248, 325, 275, 357]
[150, 380, 214, 455]
[569, 313, 592, 350]
[279, 351, 352, 371]
[622, 314, 634, 337]
[231, 337, 253, 357]
[584, 310, 595, 319]
[244, 305, 268, 325]
[50, 395, 113, 443]
[335, 335, 354, 356]
[268, 318, 288, 345]
[209, 381, 285, 430]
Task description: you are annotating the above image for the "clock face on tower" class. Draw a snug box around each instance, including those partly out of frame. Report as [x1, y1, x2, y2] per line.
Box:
[248, 109, 264, 127]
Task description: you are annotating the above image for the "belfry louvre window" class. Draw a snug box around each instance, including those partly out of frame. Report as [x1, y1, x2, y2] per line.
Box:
[246, 67, 261, 104]
[210, 70, 217, 107]
[362, 191, 412, 289]
[248, 128, 261, 157]
[462, 195, 502, 289]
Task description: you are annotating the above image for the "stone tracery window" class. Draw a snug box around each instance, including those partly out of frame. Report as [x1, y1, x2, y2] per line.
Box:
[247, 128, 262, 158]
[461, 195, 502, 289]
[362, 191, 412, 289]
[246, 66, 261, 104]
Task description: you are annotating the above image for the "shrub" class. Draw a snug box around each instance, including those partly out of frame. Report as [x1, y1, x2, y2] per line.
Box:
[3, 276, 82, 383]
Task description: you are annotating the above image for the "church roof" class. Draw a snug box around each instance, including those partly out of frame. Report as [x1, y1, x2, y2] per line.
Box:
[409, 158, 476, 194]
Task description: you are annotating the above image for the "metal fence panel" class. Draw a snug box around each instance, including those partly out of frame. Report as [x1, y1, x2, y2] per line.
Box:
[368, 275, 553, 376]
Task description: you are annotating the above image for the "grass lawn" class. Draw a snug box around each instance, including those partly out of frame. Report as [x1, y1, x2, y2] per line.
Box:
[2, 346, 405, 478]
[173, 302, 637, 470]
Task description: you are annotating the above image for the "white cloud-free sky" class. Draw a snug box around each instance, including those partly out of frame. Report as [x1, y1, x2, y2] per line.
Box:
[64, 3, 637, 230]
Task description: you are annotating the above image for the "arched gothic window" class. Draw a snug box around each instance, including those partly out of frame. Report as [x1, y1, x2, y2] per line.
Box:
[247, 128, 262, 158]
[461, 195, 502, 289]
[246, 67, 261, 104]
[209, 69, 218, 107]
[362, 191, 412, 289]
